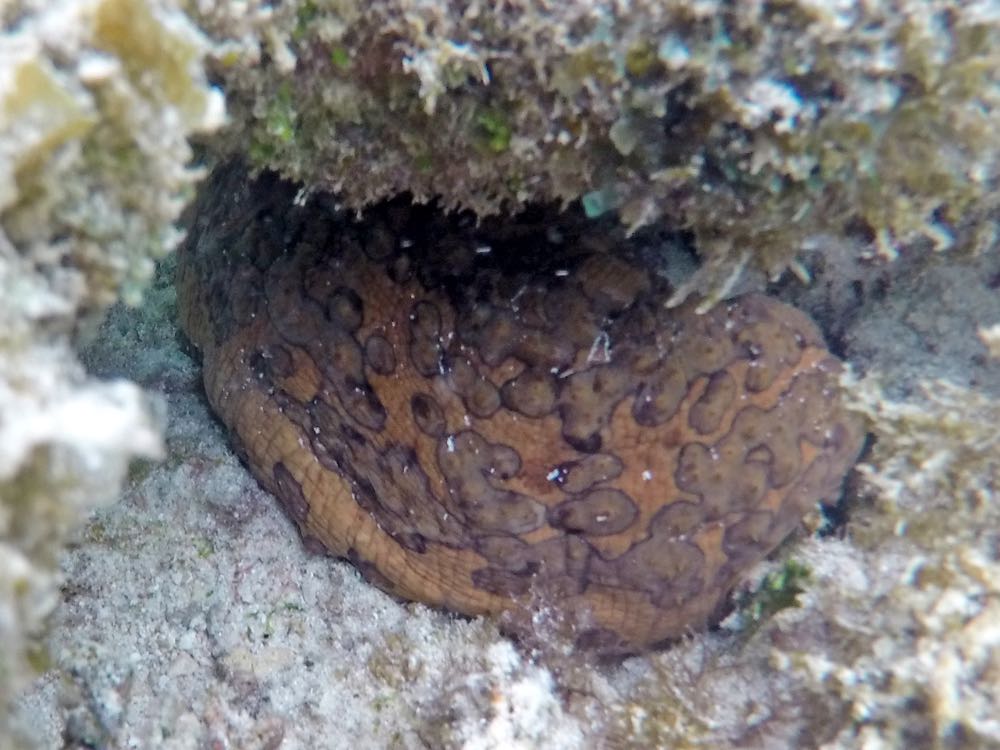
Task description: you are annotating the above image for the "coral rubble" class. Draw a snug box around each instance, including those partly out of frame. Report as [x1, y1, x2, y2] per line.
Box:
[0, 0, 221, 737]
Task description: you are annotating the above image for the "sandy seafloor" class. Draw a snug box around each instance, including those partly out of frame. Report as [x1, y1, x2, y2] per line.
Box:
[10, 227, 1000, 748]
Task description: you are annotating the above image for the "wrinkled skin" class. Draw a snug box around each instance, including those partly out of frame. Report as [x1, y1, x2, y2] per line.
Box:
[176, 162, 863, 654]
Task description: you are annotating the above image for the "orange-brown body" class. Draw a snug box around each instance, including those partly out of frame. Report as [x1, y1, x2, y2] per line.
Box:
[176, 162, 863, 653]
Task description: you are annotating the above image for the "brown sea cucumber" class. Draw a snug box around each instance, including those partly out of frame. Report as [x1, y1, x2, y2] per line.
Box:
[176, 161, 863, 653]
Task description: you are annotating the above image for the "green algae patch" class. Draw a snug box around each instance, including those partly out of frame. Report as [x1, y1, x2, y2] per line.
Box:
[474, 109, 512, 154]
[266, 82, 298, 145]
[739, 559, 812, 628]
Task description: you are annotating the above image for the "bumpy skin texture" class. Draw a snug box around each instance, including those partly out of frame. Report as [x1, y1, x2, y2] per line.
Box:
[176, 162, 863, 653]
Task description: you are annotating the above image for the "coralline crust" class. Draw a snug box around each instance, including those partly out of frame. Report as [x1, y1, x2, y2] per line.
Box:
[176, 162, 863, 652]
[195, 1, 1000, 302]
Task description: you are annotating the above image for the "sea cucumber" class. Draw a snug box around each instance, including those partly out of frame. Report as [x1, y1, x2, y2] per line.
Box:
[176, 161, 863, 653]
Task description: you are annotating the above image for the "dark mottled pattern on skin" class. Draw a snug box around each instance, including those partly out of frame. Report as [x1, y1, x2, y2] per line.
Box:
[176, 161, 865, 654]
